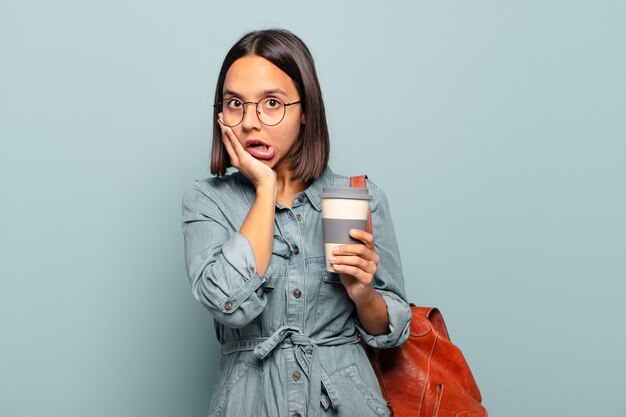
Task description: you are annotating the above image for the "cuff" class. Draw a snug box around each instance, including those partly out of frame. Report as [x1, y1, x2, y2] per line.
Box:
[356, 290, 411, 349]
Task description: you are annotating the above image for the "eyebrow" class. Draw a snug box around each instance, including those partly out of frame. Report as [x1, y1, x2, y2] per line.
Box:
[222, 88, 289, 98]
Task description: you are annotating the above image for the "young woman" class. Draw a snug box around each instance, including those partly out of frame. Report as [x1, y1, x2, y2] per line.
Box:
[182, 29, 411, 417]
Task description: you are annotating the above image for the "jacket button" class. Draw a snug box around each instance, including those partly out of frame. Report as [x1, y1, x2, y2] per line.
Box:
[296, 213, 302, 222]
[297, 193, 305, 202]
[224, 302, 233, 311]
[293, 289, 302, 298]
[292, 245, 300, 255]
[292, 371, 301, 381]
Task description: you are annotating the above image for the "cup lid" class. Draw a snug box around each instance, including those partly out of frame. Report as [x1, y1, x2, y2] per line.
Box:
[319, 186, 372, 200]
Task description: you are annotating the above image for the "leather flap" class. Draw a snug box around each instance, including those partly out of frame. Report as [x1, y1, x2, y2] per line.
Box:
[411, 304, 451, 341]
[410, 309, 432, 336]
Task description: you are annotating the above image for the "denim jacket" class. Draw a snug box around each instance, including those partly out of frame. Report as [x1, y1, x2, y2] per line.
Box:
[182, 167, 411, 417]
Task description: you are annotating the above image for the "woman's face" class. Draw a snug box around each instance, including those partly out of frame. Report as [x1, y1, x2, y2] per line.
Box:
[221, 55, 304, 174]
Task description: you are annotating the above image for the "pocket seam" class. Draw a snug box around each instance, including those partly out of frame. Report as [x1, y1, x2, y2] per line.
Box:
[209, 360, 265, 417]
[334, 363, 389, 416]
[314, 260, 352, 332]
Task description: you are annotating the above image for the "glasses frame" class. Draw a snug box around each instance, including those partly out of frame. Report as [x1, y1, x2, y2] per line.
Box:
[214, 99, 301, 127]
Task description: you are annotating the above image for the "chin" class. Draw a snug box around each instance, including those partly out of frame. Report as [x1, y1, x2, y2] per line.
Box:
[258, 159, 275, 167]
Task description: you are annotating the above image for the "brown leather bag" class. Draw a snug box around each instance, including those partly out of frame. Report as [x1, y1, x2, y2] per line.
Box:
[351, 175, 487, 417]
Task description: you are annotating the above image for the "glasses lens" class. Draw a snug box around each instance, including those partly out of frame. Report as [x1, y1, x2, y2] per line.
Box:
[257, 98, 286, 126]
[221, 99, 244, 127]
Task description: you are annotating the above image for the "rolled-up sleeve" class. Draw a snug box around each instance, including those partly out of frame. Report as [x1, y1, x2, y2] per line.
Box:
[181, 181, 269, 328]
[356, 183, 412, 348]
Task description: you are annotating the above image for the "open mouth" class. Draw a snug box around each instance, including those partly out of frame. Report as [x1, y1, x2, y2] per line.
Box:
[249, 143, 269, 151]
[245, 140, 275, 160]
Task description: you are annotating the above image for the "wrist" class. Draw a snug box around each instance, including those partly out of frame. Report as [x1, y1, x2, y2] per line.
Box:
[353, 286, 376, 309]
[255, 179, 278, 200]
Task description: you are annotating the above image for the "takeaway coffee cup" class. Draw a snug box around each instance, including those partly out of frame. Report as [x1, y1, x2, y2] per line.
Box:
[320, 186, 372, 272]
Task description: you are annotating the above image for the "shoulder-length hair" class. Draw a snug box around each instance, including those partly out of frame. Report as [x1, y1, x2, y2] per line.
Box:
[210, 29, 330, 182]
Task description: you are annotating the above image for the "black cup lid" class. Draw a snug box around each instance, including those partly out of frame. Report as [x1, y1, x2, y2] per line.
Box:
[319, 186, 372, 200]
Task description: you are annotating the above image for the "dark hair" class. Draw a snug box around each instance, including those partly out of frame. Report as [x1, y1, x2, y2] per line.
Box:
[210, 29, 330, 182]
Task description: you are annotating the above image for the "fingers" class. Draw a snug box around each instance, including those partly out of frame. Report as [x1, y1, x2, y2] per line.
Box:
[218, 113, 242, 165]
[221, 131, 238, 166]
[330, 228, 379, 283]
[348, 229, 375, 250]
[332, 247, 379, 266]
[333, 264, 373, 283]
[217, 113, 277, 189]
[330, 254, 376, 275]
[332, 231, 379, 265]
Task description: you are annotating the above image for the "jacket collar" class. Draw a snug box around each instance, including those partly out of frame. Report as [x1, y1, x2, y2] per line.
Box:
[236, 166, 335, 212]
[304, 166, 334, 212]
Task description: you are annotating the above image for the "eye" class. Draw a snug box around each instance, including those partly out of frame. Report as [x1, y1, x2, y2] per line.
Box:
[263, 98, 283, 111]
[226, 99, 242, 109]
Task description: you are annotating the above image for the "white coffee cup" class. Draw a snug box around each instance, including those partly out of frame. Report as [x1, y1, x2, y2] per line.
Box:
[319, 187, 372, 272]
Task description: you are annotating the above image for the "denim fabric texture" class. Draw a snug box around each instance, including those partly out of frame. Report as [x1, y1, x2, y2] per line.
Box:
[182, 167, 411, 417]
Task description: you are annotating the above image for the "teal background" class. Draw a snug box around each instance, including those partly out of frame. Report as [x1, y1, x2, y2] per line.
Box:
[1, 1, 625, 416]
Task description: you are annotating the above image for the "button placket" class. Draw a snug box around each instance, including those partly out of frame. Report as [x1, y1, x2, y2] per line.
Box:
[286, 348, 305, 417]
[279, 215, 305, 328]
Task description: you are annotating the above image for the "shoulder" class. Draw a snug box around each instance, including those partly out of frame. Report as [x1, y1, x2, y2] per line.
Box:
[330, 171, 385, 202]
[182, 171, 245, 206]
[184, 171, 245, 195]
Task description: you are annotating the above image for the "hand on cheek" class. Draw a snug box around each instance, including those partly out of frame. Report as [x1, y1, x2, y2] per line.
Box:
[217, 113, 277, 189]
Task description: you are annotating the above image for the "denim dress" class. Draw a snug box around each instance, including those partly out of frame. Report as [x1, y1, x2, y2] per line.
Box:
[182, 167, 411, 417]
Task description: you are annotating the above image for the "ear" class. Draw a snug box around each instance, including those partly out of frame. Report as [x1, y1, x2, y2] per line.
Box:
[300, 113, 305, 125]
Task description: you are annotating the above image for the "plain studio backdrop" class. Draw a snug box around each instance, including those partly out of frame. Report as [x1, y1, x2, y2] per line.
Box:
[1, 1, 624, 416]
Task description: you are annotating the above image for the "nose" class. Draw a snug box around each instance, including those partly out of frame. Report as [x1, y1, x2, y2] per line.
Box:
[241, 102, 261, 131]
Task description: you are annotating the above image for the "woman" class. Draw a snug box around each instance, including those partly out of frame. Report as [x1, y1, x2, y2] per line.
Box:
[182, 29, 411, 417]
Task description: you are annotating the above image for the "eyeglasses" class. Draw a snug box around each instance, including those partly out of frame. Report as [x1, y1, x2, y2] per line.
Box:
[214, 97, 301, 127]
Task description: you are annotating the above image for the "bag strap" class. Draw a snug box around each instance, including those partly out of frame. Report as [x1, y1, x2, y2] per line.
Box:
[350, 175, 394, 416]
[349, 175, 372, 234]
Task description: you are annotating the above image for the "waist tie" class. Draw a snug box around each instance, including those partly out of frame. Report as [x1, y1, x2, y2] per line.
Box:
[221, 326, 360, 417]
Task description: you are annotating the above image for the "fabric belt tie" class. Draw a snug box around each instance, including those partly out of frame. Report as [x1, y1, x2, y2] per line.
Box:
[251, 325, 359, 416]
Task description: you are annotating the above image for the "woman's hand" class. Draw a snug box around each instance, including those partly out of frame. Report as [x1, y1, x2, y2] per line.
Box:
[330, 229, 380, 307]
[331, 229, 390, 335]
[219, 113, 276, 275]
[218, 113, 277, 191]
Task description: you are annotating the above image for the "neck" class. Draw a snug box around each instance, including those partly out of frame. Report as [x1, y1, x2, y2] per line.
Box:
[275, 170, 308, 208]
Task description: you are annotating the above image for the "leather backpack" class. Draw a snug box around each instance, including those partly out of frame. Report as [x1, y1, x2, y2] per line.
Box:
[364, 305, 487, 417]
